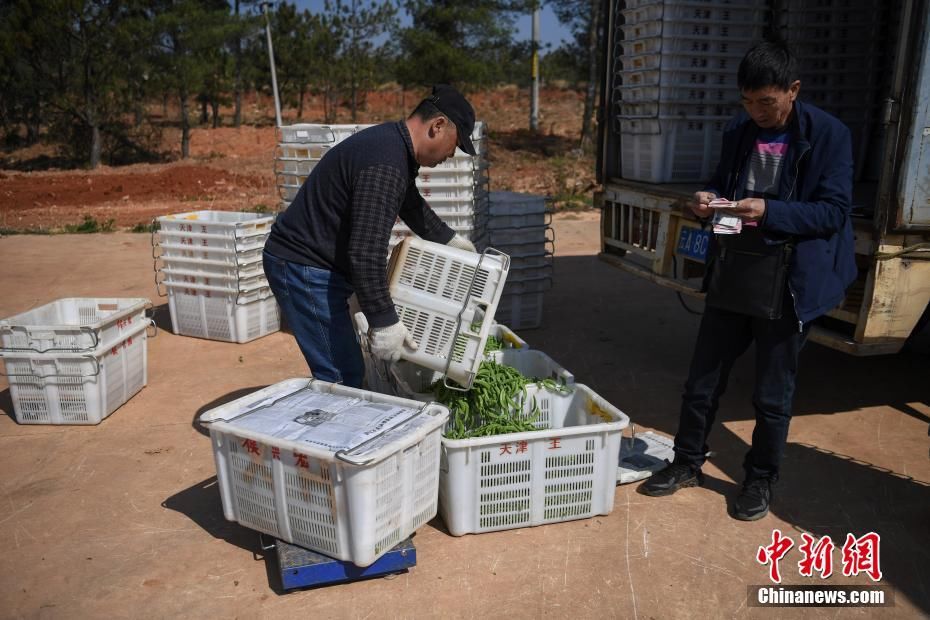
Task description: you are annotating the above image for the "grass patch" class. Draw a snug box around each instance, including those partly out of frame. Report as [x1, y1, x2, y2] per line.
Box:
[0, 226, 53, 235]
[63, 215, 116, 234]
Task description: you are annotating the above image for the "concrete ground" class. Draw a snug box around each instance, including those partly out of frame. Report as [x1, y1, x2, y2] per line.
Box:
[1, 212, 928, 619]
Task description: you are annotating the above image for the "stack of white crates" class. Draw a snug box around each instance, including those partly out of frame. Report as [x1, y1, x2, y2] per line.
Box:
[476, 192, 552, 330]
[273, 122, 491, 253]
[618, 0, 766, 182]
[0, 298, 151, 425]
[154, 211, 280, 343]
[779, 0, 891, 179]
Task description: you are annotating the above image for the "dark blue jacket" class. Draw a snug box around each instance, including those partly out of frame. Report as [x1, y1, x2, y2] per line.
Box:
[705, 100, 858, 324]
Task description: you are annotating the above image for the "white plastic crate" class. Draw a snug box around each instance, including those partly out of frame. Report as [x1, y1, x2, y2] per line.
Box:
[274, 154, 328, 174]
[620, 100, 736, 118]
[158, 267, 267, 292]
[165, 283, 280, 343]
[2, 323, 149, 425]
[621, 19, 762, 42]
[1, 298, 149, 354]
[391, 221, 481, 239]
[157, 210, 274, 238]
[419, 156, 482, 173]
[200, 378, 448, 566]
[279, 184, 300, 203]
[277, 123, 363, 144]
[355, 313, 529, 395]
[619, 83, 737, 106]
[276, 171, 309, 188]
[387, 238, 510, 389]
[155, 236, 267, 263]
[438, 383, 629, 535]
[621, 52, 743, 74]
[416, 166, 489, 187]
[156, 251, 265, 280]
[383, 355, 575, 418]
[276, 144, 331, 160]
[621, 67, 739, 88]
[495, 290, 545, 330]
[155, 228, 270, 254]
[620, 117, 727, 183]
[417, 183, 486, 201]
[622, 34, 757, 57]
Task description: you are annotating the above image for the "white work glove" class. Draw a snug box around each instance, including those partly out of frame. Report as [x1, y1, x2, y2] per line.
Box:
[368, 321, 418, 362]
[447, 234, 476, 253]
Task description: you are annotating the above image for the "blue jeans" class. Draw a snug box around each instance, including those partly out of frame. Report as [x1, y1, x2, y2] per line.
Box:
[263, 251, 364, 388]
[673, 302, 810, 482]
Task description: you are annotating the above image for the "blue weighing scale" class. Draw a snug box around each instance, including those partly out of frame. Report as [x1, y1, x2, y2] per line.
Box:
[263, 536, 417, 591]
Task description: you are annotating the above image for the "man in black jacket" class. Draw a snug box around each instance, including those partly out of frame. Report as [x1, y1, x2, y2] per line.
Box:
[263, 85, 478, 388]
[640, 41, 857, 520]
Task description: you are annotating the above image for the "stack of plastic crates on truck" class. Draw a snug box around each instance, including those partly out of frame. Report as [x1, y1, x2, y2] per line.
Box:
[476, 191, 553, 329]
[0, 298, 152, 425]
[199, 377, 449, 566]
[778, 0, 892, 180]
[617, 0, 766, 182]
[272, 121, 491, 254]
[153, 210, 280, 343]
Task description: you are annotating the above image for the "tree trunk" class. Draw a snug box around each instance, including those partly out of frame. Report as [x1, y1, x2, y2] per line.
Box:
[162, 93, 168, 118]
[580, 0, 601, 151]
[233, 0, 242, 127]
[211, 98, 220, 129]
[90, 122, 102, 169]
[180, 90, 190, 159]
[199, 98, 208, 125]
[298, 86, 305, 120]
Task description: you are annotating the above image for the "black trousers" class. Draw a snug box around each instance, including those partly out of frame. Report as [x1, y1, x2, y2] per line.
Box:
[673, 302, 811, 482]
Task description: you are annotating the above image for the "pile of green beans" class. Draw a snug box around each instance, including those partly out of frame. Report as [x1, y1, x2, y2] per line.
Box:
[483, 334, 504, 353]
[434, 360, 572, 439]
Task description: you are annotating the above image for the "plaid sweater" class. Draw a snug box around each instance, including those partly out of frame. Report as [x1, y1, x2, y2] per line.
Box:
[265, 121, 455, 328]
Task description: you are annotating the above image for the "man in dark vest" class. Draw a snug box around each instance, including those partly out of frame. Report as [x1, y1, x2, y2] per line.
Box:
[263, 85, 478, 388]
[640, 41, 857, 520]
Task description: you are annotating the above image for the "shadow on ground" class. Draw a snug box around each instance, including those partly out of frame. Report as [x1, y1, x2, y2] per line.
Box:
[162, 476, 284, 592]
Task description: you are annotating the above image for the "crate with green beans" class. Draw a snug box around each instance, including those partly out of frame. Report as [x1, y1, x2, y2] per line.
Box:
[388, 328, 575, 439]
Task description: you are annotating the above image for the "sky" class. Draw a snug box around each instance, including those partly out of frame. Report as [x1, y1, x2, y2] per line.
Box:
[285, 1, 574, 50]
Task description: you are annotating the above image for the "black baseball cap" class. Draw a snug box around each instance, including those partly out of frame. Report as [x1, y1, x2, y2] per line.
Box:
[426, 84, 477, 156]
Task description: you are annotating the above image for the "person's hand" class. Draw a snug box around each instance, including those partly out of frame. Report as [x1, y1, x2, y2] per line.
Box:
[732, 198, 766, 222]
[447, 234, 476, 252]
[368, 322, 418, 362]
[687, 191, 717, 219]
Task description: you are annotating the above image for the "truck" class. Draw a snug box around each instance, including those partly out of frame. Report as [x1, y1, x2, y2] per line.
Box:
[595, 0, 930, 355]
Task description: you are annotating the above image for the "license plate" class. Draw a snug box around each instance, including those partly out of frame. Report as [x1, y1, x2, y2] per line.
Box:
[676, 224, 710, 262]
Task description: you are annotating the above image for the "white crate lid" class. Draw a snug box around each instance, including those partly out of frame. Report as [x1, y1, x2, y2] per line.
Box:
[156, 210, 275, 226]
[200, 379, 448, 464]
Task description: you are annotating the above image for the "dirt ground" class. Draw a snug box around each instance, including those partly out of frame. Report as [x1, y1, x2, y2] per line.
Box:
[1, 213, 928, 619]
[0, 87, 596, 232]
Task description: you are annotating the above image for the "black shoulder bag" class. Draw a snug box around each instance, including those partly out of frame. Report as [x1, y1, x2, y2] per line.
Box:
[705, 232, 794, 320]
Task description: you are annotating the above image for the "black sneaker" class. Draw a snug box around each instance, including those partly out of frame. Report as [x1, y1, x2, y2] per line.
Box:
[732, 478, 772, 521]
[639, 461, 704, 496]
